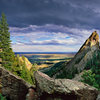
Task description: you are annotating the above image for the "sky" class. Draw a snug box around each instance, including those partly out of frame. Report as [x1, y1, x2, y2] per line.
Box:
[0, 0, 100, 52]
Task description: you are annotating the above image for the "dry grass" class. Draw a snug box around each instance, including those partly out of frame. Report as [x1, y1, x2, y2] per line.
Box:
[36, 64, 49, 69]
[19, 53, 75, 69]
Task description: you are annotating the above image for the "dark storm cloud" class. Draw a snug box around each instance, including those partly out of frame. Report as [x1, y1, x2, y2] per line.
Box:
[0, 0, 100, 29]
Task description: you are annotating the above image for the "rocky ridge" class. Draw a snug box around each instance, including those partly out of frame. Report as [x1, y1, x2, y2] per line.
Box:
[52, 31, 100, 78]
[19, 56, 32, 70]
[79, 31, 99, 52]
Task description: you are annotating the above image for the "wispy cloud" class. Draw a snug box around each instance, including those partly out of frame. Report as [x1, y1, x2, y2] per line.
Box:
[10, 24, 100, 52]
[12, 44, 79, 52]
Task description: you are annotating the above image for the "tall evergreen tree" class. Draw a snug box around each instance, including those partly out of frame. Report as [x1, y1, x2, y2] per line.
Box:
[0, 13, 15, 68]
[0, 13, 35, 84]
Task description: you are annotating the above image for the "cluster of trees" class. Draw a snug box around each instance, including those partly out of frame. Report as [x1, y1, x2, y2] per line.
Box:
[81, 50, 100, 90]
[44, 60, 78, 79]
[0, 13, 37, 84]
[12, 55, 37, 84]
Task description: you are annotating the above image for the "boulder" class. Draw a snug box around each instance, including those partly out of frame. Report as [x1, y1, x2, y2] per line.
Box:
[34, 71, 98, 100]
[0, 67, 31, 100]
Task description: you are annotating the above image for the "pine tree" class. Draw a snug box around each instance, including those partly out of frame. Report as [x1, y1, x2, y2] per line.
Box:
[0, 13, 35, 84]
[0, 13, 15, 68]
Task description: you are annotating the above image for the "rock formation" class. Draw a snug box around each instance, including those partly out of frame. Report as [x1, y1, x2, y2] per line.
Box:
[0, 67, 31, 100]
[79, 31, 99, 52]
[51, 31, 99, 78]
[18, 56, 32, 70]
[34, 71, 98, 100]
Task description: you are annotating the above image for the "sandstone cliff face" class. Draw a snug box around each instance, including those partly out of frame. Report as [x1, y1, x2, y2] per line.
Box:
[0, 67, 30, 100]
[19, 56, 32, 70]
[52, 31, 99, 78]
[78, 31, 99, 52]
[34, 71, 98, 100]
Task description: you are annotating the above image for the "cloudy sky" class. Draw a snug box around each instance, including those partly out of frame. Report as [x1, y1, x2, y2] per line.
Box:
[0, 0, 100, 52]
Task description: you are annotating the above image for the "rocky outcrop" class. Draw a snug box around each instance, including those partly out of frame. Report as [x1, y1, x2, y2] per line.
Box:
[68, 31, 99, 71]
[79, 31, 99, 52]
[0, 67, 31, 100]
[18, 56, 32, 70]
[34, 71, 98, 100]
[52, 31, 100, 78]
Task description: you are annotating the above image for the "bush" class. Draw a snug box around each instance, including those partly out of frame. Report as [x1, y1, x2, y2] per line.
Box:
[81, 50, 100, 90]
[0, 94, 6, 100]
[81, 70, 99, 89]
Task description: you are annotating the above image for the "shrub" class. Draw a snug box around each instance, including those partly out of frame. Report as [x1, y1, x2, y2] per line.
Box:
[81, 50, 100, 90]
[0, 94, 6, 100]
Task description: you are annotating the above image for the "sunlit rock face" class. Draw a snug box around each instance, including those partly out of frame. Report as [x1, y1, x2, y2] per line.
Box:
[34, 71, 98, 100]
[18, 56, 32, 70]
[79, 31, 99, 52]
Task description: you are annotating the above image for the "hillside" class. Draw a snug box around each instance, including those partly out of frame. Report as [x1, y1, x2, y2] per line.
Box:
[43, 31, 99, 79]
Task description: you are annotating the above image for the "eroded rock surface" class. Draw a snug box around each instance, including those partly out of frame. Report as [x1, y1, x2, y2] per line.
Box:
[79, 31, 99, 52]
[0, 67, 30, 100]
[18, 56, 32, 70]
[35, 71, 98, 100]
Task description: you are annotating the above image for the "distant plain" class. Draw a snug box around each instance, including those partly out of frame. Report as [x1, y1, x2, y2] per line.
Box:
[15, 52, 75, 69]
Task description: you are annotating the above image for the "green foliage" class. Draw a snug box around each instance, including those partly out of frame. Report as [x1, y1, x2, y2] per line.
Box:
[0, 13, 37, 85]
[81, 70, 99, 88]
[81, 50, 100, 90]
[0, 13, 15, 68]
[12, 55, 37, 84]
[44, 60, 78, 79]
[0, 94, 6, 100]
[56, 66, 78, 79]
[44, 61, 66, 77]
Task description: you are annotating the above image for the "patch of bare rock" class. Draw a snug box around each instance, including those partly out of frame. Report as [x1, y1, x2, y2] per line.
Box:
[34, 71, 98, 100]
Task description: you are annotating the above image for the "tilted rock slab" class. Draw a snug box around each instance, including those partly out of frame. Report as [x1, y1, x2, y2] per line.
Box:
[34, 71, 98, 100]
[0, 67, 31, 100]
[19, 56, 32, 70]
[52, 31, 100, 78]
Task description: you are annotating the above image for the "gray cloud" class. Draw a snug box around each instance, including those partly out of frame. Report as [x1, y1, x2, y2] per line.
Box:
[0, 0, 100, 29]
[10, 24, 99, 47]
[1, 0, 100, 52]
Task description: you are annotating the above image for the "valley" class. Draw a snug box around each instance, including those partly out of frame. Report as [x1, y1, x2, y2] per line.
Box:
[16, 53, 75, 70]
